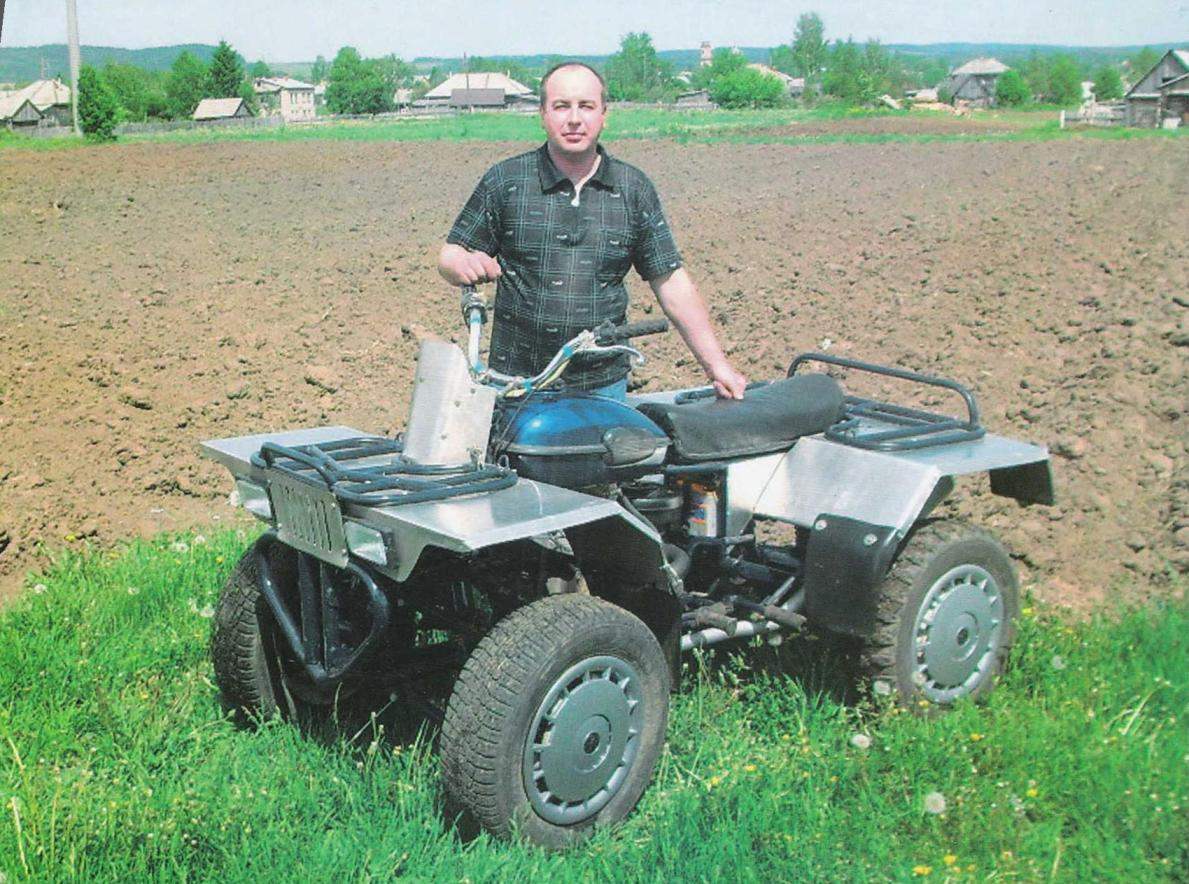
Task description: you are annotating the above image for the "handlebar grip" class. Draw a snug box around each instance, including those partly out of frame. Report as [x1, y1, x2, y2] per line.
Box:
[599, 318, 670, 343]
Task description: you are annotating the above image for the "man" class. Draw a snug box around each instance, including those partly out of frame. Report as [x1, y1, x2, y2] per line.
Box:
[438, 61, 746, 400]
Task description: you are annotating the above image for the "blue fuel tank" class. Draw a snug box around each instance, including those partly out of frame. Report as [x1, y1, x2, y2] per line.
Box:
[496, 392, 669, 489]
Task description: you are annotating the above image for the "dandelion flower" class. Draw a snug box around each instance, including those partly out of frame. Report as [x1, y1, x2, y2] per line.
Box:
[969, 732, 984, 742]
[1026, 787, 1039, 798]
[943, 854, 957, 866]
[1050, 655, 1066, 670]
[923, 791, 947, 814]
[850, 733, 872, 750]
[743, 763, 757, 772]
[912, 864, 933, 876]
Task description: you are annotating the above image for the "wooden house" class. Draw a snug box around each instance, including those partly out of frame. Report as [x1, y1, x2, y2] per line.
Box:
[0, 78, 72, 126]
[192, 98, 254, 122]
[943, 58, 1010, 107]
[0, 95, 44, 128]
[420, 73, 536, 108]
[1125, 49, 1189, 127]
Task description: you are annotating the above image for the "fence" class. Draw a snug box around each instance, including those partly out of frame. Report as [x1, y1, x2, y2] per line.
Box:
[1062, 102, 1126, 128]
[115, 115, 285, 135]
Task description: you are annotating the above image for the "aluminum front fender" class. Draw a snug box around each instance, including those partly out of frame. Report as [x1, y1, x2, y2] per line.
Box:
[200, 425, 665, 583]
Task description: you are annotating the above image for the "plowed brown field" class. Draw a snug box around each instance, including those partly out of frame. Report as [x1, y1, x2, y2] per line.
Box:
[1, 135, 1185, 607]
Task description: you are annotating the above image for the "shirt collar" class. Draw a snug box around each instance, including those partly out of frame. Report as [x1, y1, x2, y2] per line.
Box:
[537, 142, 615, 193]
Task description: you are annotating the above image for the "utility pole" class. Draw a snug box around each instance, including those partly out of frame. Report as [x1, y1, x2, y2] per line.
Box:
[66, 0, 81, 135]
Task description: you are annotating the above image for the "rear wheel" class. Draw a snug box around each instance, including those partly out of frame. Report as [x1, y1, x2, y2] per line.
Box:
[440, 595, 669, 848]
[862, 520, 1018, 708]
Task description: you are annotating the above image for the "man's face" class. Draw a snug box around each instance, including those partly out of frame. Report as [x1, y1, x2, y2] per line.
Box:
[540, 66, 606, 158]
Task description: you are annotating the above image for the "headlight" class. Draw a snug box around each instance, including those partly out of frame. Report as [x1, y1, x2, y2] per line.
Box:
[235, 479, 273, 521]
[344, 521, 389, 567]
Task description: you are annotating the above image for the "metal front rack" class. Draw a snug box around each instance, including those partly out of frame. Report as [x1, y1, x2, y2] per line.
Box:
[788, 352, 985, 452]
[250, 436, 517, 508]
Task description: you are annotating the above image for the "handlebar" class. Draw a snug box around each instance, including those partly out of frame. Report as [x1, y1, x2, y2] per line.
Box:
[460, 285, 667, 398]
[594, 317, 670, 344]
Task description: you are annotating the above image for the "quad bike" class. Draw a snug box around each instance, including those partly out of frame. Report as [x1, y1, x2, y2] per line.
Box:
[202, 285, 1054, 848]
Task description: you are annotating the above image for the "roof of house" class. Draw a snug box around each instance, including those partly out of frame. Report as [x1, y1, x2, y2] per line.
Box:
[952, 57, 1009, 76]
[747, 64, 805, 89]
[192, 97, 250, 120]
[424, 72, 533, 100]
[1126, 48, 1189, 97]
[0, 78, 71, 110]
[0, 94, 43, 120]
[254, 76, 314, 93]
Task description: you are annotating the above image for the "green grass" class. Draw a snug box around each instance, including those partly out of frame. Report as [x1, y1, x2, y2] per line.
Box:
[1, 531, 1186, 880]
[5, 105, 1183, 153]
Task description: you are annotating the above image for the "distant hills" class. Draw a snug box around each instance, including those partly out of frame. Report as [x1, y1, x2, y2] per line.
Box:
[2, 40, 1184, 85]
[0, 43, 218, 83]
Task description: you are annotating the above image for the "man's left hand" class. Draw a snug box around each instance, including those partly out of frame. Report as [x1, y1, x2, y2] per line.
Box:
[708, 361, 748, 400]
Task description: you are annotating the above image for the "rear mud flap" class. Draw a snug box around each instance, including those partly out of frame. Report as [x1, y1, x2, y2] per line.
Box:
[802, 514, 900, 637]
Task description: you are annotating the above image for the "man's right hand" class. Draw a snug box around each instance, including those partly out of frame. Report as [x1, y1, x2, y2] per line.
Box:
[437, 243, 502, 287]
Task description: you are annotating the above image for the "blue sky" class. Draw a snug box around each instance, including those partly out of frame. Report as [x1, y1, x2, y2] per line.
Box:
[2, 0, 1185, 61]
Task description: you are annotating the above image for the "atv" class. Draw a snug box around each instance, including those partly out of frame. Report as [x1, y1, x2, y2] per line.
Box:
[201, 285, 1054, 848]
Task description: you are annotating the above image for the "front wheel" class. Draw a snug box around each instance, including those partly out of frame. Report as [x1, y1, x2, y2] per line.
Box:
[210, 539, 332, 724]
[862, 520, 1019, 708]
[440, 595, 670, 848]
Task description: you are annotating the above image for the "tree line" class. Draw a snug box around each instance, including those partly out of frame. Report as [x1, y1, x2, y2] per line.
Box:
[600, 17, 1158, 108]
[77, 39, 259, 139]
[73, 27, 1169, 140]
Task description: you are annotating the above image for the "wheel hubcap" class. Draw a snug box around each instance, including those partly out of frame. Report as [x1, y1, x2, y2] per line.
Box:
[912, 564, 1004, 703]
[523, 656, 642, 825]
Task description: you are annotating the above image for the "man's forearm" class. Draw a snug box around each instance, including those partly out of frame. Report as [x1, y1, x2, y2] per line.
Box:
[651, 269, 730, 374]
[650, 268, 747, 398]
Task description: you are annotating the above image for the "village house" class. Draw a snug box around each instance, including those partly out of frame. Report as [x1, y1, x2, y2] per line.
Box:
[942, 57, 1010, 107]
[419, 72, 535, 108]
[748, 63, 806, 99]
[696, 44, 804, 99]
[192, 97, 254, 122]
[1125, 49, 1189, 127]
[0, 78, 72, 126]
[253, 76, 316, 121]
[0, 94, 44, 128]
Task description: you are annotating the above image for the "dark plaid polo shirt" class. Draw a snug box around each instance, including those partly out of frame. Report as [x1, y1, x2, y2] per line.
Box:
[447, 143, 682, 390]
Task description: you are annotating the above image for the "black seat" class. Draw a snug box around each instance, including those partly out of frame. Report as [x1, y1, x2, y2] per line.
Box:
[637, 374, 845, 463]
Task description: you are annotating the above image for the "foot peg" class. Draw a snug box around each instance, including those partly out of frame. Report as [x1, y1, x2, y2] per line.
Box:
[692, 605, 737, 636]
[757, 605, 806, 630]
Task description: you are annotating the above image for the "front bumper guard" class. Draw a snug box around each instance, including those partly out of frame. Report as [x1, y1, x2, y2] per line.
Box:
[256, 532, 390, 689]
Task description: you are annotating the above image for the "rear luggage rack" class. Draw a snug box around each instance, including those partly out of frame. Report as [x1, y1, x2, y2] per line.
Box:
[251, 436, 517, 507]
[788, 353, 985, 451]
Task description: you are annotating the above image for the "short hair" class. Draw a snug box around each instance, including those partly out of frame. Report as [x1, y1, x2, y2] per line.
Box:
[539, 61, 608, 108]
